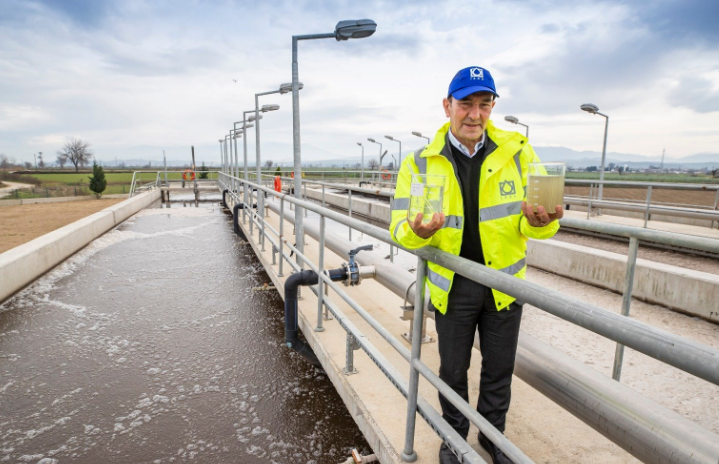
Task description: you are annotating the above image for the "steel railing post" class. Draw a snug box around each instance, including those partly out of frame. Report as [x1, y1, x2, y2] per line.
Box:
[712, 189, 718, 229]
[304, 182, 308, 218]
[389, 197, 395, 263]
[643, 186, 653, 228]
[316, 215, 326, 332]
[612, 236, 640, 381]
[322, 184, 326, 207]
[401, 256, 426, 462]
[586, 183, 594, 219]
[344, 332, 359, 375]
[278, 197, 285, 277]
[348, 189, 353, 241]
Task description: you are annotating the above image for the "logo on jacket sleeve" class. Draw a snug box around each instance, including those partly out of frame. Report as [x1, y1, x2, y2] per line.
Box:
[499, 180, 516, 197]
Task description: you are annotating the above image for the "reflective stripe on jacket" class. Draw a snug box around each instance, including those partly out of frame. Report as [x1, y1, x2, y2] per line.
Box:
[390, 121, 559, 314]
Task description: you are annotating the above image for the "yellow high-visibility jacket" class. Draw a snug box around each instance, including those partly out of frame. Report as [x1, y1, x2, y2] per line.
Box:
[390, 121, 559, 314]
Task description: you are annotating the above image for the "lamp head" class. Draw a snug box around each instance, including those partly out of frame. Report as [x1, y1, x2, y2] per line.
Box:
[504, 115, 519, 124]
[218, 139, 224, 143]
[580, 103, 599, 114]
[335, 19, 377, 41]
[279, 82, 304, 94]
[248, 114, 263, 122]
[261, 104, 280, 112]
[384, 135, 394, 140]
[357, 142, 362, 146]
[244, 123, 254, 129]
[411, 131, 422, 137]
[367, 138, 376, 143]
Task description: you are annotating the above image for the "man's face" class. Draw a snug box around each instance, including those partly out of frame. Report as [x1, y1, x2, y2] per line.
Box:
[443, 92, 495, 147]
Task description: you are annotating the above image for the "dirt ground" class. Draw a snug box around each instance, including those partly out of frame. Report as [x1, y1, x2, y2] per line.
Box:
[0, 198, 124, 254]
[565, 186, 719, 208]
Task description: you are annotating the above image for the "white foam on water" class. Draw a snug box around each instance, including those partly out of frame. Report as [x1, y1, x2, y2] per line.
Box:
[1, 209, 217, 314]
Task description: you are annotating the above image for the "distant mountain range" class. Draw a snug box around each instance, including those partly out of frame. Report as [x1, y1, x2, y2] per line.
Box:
[91, 143, 718, 170]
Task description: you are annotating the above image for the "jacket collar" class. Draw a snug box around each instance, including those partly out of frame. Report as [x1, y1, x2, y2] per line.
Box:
[422, 121, 528, 172]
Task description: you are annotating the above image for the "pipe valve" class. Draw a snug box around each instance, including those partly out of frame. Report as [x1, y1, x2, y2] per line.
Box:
[343, 245, 375, 286]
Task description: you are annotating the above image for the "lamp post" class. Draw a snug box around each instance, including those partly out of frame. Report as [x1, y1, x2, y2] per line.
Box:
[357, 142, 364, 180]
[504, 115, 529, 138]
[218, 139, 224, 178]
[367, 138, 383, 169]
[291, 19, 377, 261]
[239, 110, 257, 223]
[256, 85, 297, 182]
[411, 131, 430, 145]
[384, 135, 402, 169]
[581, 103, 609, 202]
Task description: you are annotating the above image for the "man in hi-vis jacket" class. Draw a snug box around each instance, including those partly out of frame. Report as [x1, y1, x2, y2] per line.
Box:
[390, 66, 563, 464]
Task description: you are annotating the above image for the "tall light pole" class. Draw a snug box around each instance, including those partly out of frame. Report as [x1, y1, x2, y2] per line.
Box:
[367, 138, 383, 169]
[504, 115, 529, 138]
[218, 139, 224, 178]
[291, 19, 377, 261]
[411, 131, 430, 145]
[357, 142, 364, 180]
[581, 103, 609, 202]
[384, 135, 402, 169]
[254, 83, 297, 222]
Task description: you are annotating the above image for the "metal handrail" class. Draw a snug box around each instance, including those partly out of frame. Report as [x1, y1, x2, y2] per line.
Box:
[218, 171, 719, 462]
[565, 178, 719, 190]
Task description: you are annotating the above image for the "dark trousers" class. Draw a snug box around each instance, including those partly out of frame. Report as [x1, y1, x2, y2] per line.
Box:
[434, 274, 523, 439]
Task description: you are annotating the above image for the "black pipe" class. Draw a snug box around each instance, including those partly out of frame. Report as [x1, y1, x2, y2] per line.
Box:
[284, 268, 348, 367]
[232, 204, 246, 238]
[221, 189, 229, 208]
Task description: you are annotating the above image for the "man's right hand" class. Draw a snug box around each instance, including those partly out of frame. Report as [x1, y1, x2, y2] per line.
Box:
[409, 212, 445, 239]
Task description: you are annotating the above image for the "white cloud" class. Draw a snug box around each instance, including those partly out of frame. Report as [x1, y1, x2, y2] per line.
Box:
[0, 0, 717, 165]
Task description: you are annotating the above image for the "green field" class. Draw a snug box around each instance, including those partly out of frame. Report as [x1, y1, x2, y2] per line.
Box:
[1, 170, 218, 199]
[566, 172, 719, 184]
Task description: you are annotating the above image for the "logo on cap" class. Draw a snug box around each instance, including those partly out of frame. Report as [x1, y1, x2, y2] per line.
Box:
[470, 68, 484, 80]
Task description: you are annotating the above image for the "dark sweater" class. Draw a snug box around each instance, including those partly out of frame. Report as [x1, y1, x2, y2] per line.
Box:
[448, 139, 488, 264]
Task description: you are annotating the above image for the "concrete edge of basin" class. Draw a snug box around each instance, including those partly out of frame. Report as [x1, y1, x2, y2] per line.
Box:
[528, 239, 719, 322]
[0, 190, 161, 304]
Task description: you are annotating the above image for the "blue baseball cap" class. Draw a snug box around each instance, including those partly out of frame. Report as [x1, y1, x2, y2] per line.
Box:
[447, 66, 499, 100]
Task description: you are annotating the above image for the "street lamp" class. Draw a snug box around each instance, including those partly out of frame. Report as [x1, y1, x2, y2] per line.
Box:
[291, 18, 377, 261]
[367, 138, 383, 168]
[504, 115, 529, 138]
[357, 142, 364, 180]
[411, 131, 430, 144]
[384, 135, 402, 169]
[581, 103, 609, 202]
[218, 139, 224, 176]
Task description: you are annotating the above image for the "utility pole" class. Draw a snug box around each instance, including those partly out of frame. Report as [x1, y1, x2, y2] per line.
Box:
[660, 148, 665, 170]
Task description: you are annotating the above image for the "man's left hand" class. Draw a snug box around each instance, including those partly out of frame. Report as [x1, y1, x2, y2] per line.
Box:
[521, 202, 563, 227]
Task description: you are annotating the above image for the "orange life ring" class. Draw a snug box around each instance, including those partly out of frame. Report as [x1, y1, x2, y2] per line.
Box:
[381, 169, 391, 180]
[182, 170, 196, 181]
[290, 171, 294, 178]
[273, 176, 282, 192]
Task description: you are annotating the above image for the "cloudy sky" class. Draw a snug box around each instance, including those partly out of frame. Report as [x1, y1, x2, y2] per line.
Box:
[1, 0, 718, 167]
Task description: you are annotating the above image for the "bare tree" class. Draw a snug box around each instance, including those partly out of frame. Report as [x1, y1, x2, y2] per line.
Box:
[264, 160, 274, 169]
[1, 154, 18, 169]
[56, 153, 68, 169]
[57, 138, 93, 172]
[24, 161, 32, 169]
[367, 159, 380, 170]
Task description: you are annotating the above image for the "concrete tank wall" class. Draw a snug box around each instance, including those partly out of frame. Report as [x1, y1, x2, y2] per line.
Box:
[0, 190, 161, 303]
